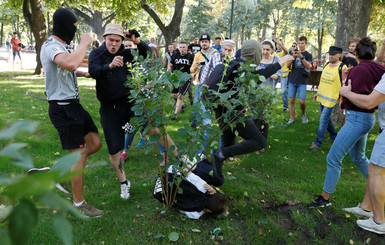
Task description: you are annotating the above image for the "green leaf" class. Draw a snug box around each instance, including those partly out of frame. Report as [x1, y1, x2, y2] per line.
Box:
[0, 143, 34, 168]
[213, 227, 222, 236]
[51, 151, 81, 176]
[154, 233, 164, 239]
[148, 134, 160, 143]
[9, 199, 38, 245]
[168, 231, 179, 242]
[53, 214, 73, 245]
[144, 143, 155, 155]
[0, 121, 38, 139]
[39, 192, 84, 219]
[191, 228, 201, 233]
[0, 227, 11, 245]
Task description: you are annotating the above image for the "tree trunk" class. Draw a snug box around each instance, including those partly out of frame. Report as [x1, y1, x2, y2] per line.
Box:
[241, 24, 245, 44]
[262, 25, 266, 40]
[317, 27, 324, 60]
[0, 23, 3, 48]
[141, 0, 185, 50]
[335, 0, 373, 50]
[22, 0, 47, 75]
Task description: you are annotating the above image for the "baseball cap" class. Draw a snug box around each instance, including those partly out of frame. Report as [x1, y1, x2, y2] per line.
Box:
[200, 34, 210, 41]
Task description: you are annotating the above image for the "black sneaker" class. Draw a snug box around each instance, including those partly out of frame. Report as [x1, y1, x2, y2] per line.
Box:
[180, 104, 186, 114]
[190, 121, 197, 128]
[171, 114, 178, 120]
[210, 149, 224, 179]
[308, 195, 331, 208]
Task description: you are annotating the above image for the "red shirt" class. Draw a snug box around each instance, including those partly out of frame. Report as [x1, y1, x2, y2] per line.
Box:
[11, 38, 21, 51]
[341, 60, 385, 113]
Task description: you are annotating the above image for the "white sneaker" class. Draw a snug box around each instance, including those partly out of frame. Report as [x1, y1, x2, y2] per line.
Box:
[287, 119, 294, 125]
[120, 181, 131, 199]
[302, 114, 308, 124]
[357, 217, 385, 234]
[343, 204, 373, 218]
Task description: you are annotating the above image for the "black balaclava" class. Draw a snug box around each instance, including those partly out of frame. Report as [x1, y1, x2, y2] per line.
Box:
[52, 8, 77, 45]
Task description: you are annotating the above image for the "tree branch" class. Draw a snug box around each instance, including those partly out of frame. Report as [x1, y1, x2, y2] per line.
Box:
[141, 0, 167, 34]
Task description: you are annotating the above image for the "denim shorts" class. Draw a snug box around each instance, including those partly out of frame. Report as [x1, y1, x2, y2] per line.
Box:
[370, 130, 385, 167]
[288, 83, 307, 99]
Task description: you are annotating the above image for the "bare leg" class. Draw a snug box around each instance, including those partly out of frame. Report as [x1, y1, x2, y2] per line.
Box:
[359, 180, 372, 211]
[321, 190, 331, 200]
[110, 152, 126, 182]
[289, 97, 295, 121]
[299, 99, 306, 116]
[368, 163, 385, 223]
[174, 95, 184, 115]
[148, 127, 178, 157]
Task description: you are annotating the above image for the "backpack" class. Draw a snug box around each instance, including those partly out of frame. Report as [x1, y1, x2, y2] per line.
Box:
[201, 59, 244, 102]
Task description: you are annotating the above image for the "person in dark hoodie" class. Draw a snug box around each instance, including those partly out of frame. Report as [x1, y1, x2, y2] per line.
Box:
[210, 39, 294, 180]
[88, 23, 151, 200]
[40, 8, 103, 217]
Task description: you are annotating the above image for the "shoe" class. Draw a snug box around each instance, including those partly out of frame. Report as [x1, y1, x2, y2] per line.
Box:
[287, 119, 294, 125]
[136, 138, 148, 148]
[308, 143, 321, 151]
[308, 195, 331, 208]
[160, 155, 168, 166]
[325, 137, 336, 142]
[27, 167, 51, 174]
[343, 204, 373, 218]
[171, 114, 178, 120]
[190, 121, 197, 129]
[120, 181, 131, 200]
[357, 217, 385, 234]
[283, 108, 288, 112]
[210, 149, 224, 178]
[302, 114, 309, 124]
[181, 104, 186, 114]
[55, 182, 71, 194]
[76, 202, 103, 218]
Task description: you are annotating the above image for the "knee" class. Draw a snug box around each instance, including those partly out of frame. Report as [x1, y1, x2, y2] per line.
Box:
[148, 127, 160, 135]
[299, 99, 306, 105]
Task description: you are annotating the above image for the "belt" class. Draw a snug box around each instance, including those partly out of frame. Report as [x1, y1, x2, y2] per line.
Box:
[48, 99, 79, 104]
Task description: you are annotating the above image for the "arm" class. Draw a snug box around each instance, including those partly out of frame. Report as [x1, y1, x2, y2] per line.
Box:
[340, 79, 385, 109]
[54, 34, 92, 72]
[88, 49, 111, 78]
[190, 53, 201, 74]
[377, 38, 385, 62]
[299, 52, 311, 69]
[134, 40, 152, 59]
[76, 70, 90, 78]
[275, 38, 288, 54]
[204, 184, 216, 195]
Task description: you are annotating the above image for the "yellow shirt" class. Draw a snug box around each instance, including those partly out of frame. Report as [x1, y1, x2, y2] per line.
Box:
[275, 49, 289, 77]
[316, 62, 347, 108]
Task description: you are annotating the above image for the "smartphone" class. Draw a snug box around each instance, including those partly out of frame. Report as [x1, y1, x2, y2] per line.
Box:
[199, 61, 206, 65]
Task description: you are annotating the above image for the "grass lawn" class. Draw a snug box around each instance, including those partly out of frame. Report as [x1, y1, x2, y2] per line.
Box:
[0, 70, 383, 244]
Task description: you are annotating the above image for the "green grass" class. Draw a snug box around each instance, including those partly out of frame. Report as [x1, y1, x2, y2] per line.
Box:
[0, 70, 383, 244]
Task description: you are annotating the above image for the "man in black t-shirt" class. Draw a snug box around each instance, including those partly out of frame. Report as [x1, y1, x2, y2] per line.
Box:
[168, 42, 194, 119]
[188, 37, 201, 55]
[287, 36, 312, 125]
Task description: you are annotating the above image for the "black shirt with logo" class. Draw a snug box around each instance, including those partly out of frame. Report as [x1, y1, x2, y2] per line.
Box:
[171, 52, 194, 74]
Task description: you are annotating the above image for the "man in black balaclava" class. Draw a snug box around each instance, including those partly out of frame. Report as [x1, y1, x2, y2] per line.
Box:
[40, 8, 103, 217]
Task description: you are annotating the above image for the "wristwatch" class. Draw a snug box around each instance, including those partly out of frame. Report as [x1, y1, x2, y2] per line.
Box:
[301, 57, 305, 60]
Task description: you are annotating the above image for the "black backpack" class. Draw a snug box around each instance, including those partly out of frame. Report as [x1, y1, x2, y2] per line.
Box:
[201, 59, 244, 102]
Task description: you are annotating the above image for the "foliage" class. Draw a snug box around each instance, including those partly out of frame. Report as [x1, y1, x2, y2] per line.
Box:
[0, 121, 84, 245]
[182, 0, 214, 40]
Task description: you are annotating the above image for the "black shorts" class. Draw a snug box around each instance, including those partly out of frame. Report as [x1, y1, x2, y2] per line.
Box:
[49, 102, 98, 150]
[171, 80, 191, 96]
[100, 101, 135, 155]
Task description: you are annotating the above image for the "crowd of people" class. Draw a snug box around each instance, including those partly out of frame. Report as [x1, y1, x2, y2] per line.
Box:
[28, 7, 385, 234]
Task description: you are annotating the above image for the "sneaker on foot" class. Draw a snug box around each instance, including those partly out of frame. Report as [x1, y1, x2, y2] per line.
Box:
[343, 204, 373, 218]
[55, 182, 71, 194]
[287, 119, 294, 125]
[120, 181, 131, 200]
[302, 114, 309, 124]
[136, 138, 148, 148]
[181, 104, 186, 114]
[210, 149, 224, 178]
[357, 217, 385, 234]
[27, 167, 51, 175]
[76, 202, 103, 218]
[308, 195, 331, 208]
[308, 143, 321, 151]
[171, 114, 178, 120]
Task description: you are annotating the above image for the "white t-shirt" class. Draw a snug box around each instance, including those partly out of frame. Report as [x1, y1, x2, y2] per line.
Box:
[374, 73, 385, 130]
[40, 37, 79, 101]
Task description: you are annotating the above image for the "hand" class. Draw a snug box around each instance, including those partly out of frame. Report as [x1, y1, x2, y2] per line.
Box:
[346, 53, 355, 59]
[83, 72, 90, 78]
[382, 38, 385, 46]
[109, 55, 124, 69]
[195, 62, 202, 69]
[279, 55, 294, 67]
[340, 79, 352, 97]
[79, 33, 92, 46]
[204, 184, 216, 195]
[124, 29, 141, 44]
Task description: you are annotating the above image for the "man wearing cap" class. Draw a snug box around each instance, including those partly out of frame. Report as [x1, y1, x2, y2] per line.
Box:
[221, 39, 236, 62]
[40, 8, 103, 217]
[190, 34, 220, 128]
[308, 46, 347, 151]
[88, 23, 151, 200]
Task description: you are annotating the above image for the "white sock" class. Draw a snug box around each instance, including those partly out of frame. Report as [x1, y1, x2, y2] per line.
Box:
[73, 200, 85, 207]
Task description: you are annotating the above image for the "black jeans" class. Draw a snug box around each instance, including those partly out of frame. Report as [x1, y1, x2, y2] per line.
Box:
[215, 110, 266, 158]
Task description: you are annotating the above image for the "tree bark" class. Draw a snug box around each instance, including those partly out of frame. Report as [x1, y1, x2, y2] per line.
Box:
[22, 0, 47, 75]
[335, 0, 373, 49]
[141, 0, 185, 50]
[317, 27, 324, 60]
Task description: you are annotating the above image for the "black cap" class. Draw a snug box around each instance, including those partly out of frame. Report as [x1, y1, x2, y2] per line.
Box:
[200, 34, 210, 41]
[328, 46, 343, 54]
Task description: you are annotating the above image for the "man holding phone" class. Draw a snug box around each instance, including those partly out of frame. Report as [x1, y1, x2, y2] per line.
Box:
[287, 36, 312, 124]
[88, 23, 151, 200]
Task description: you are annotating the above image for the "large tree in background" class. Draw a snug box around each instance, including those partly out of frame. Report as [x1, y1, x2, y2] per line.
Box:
[141, 0, 185, 49]
[22, 0, 47, 75]
[335, 0, 373, 49]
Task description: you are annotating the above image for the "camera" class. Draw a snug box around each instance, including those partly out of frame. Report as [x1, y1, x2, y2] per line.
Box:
[125, 29, 140, 39]
[199, 61, 206, 65]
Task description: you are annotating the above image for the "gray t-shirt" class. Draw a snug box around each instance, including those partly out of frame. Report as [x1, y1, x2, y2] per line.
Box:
[374, 73, 385, 129]
[41, 37, 79, 101]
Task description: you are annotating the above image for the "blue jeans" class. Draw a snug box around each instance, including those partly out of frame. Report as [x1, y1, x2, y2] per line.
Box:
[191, 84, 202, 125]
[288, 83, 307, 99]
[197, 101, 212, 154]
[323, 110, 375, 194]
[314, 104, 338, 146]
[281, 76, 288, 110]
